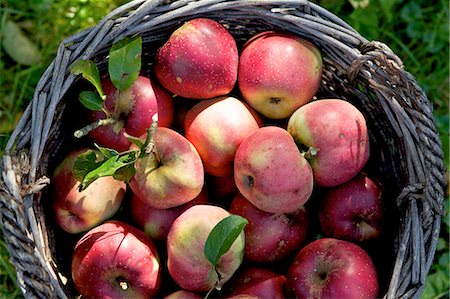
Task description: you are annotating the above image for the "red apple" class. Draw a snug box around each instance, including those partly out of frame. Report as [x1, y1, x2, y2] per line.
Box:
[154, 18, 238, 99]
[129, 127, 204, 209]
[234, 126, 314, 213]
[226, 266, 286, 299]
[230, 193, 308, 263]
[130, 187, 208, 240]
[185, 96, 261, 177]
[88, 75, 174, 151]
[72, 220, 161, 299]
[319, 173, 383, 243]
[52, 149, 126, 234]
[167, 204, 245, 292]
[238, 31, 322, 119]
[206, 173, 238, 202]
[285, 238, 379, 299]
[287, 99, 370, 187]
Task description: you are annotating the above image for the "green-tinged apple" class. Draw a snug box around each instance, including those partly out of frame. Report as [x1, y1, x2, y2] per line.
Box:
[185, 96, 262, 177]
[287, 99, 370, 187]
[72, 220, 161, 299]
[52, 149, 126, 234]
[129, 127, 204, 209]
[285, 238, 379, 299]
[230, 193, 308, 263]
[167, 205, 245, 292]
[154, 18, 238, 99]
[130, 188, 208, 240]
[234, 126, 314, 213]
[164, 290, 202, 299]
[238, 31, 322, 119]
[89, 76, 174, 151]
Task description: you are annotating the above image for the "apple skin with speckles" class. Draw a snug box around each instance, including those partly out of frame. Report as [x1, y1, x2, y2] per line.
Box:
[52, 149, 126, 234]
[234, 126, 314, 213]
[89, 76, 174, 152]
[226, 266, 286, 299]
[71, 220, 161, 299]
[229, 192, 309, 263]
[129, 127, 204, 209]
[286, 238, 379, 299]
[287, 99, 370, 187]
[154, 18, 238, 99]
[238, 31, 322, 119]
[319, 173, 383, 243]
[184, 96, 262, 177]
[166, 205, 245, 292]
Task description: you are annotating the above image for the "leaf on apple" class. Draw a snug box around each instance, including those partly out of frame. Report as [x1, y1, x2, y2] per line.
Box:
[73, 149, 139, 191]
[70, 59, 105, 101]
[108, 35, 142, 91]
[79, 91, 104, 111]
[204, 215, 248, 266]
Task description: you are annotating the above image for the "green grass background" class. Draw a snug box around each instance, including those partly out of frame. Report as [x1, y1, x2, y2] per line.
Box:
[0, 0, 448, 298]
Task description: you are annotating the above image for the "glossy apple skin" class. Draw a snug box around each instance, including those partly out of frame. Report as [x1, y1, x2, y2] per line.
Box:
[167, 205, 245, 292]
[89, 76, 174, 151]
[129, 127, 204, 209]
[52, 149, 126, 234]
[72, 220, 161, 299]
[154, 18, 238, 99]
[230, 193, 308, 263]
[319, 174, 383, 243]
[238, 31, 322, 119]
[234, 126, 314, 213]
[185, 96, 261, 177]
[285, 238, 379, 299]
[287, 99, 370, 187]
[226, 266, 286, 299]
[130, 188, 208, 240]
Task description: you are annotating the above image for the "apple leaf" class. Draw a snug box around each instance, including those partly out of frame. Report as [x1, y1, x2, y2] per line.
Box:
[72, 150, 101, 181]
[75, 150, 139, 190]
[79, 91, 104, 111]
[70, 59, 105, 100]
[108, 35, 142, 91]
[204, 215, 248, 266]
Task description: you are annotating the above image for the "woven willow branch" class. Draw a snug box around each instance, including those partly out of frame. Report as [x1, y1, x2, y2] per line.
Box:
[0, 1, 446, 298]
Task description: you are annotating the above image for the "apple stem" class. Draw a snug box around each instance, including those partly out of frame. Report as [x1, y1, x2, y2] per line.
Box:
[144, 113, 159, 155]
[73, 118, 116, 138]
[303, 146, 319, 160]
[119, 280, 128, 291]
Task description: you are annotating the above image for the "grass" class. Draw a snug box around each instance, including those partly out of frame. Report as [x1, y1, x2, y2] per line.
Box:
[0, 0, 448, 298]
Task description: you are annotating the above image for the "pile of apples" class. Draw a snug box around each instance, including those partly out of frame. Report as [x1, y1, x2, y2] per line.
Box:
[51, 18, 385, 298]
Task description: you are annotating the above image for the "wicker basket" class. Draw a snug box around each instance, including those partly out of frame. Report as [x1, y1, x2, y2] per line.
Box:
[0, 0, 447, 298]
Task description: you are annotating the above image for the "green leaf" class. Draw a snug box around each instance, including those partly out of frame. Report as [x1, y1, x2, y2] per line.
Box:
[79, 150, 139, 190]
[79, 91, 104, 111]
[113, 164, 136, 183]
[204, 215, 248, 266]
[94, 144, 119, 159]
[2, 20, 42, 66]
[70, 60, 105, 99]
[72, 150, 101, 181]
[108, 35, 142, 91]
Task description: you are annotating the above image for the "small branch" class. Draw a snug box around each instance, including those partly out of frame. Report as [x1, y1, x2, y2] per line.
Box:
[145, 113, 159, 155]
[74, 118, 116, 138]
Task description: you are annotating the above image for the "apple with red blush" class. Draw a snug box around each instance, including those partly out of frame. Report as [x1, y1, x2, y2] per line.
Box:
[71, 220, 161, 299]
[230, 193, 308, 263]
[319, 173, 383, 243]
[285, 238, 379, 299]
[288, 99, 370, 187]
[234, 126, 314, 213]
[238, 31, 322, 119]
[88, 75, 174, 151]
[154, 18, 238, 99]
[185, 96, 261, 177]
[52, 149, 126, 234]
